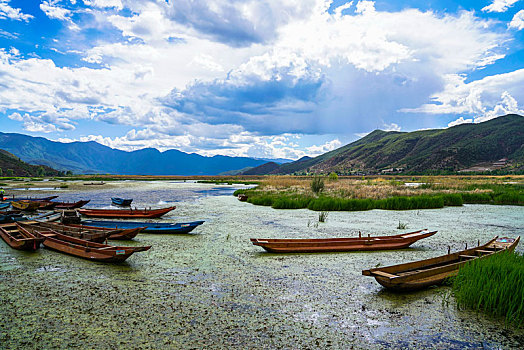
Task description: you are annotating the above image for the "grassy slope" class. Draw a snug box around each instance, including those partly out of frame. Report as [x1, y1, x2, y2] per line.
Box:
[276, 114, 524, 174]
[0, 149, 61, 177]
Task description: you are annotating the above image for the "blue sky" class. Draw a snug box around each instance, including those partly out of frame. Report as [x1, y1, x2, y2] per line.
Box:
[0, 0, 523, 160]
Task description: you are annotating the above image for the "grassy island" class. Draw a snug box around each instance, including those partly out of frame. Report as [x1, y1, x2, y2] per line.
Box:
[234, 176, 524, 211]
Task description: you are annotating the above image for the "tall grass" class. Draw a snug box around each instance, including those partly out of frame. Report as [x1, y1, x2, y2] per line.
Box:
[453, 251, 524, 327]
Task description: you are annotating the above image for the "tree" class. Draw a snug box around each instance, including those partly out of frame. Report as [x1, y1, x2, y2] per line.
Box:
[37, 166, 45, 177]
[0, 168, 2, 176]
[66, 170, 73, 176]
[310, 176, 325, 194]
[328, 172, 338, 181]
[6, 169, 14, 176]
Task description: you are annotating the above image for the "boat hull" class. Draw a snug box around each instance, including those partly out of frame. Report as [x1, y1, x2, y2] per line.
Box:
[362, 236, 520, 292]
[251, 230, 437, 253]
[82, 220, 205, 234]
[0, 223, 44, 251]
[111, 198, 133, 206]
[78, 206, 176, 219]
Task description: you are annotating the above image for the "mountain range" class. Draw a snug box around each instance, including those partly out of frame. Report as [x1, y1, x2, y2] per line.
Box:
[1, 114, 522, 176]
[244, 114, 524, 174]
[0, 133, 274, 175]
[0, 149, 61, 177]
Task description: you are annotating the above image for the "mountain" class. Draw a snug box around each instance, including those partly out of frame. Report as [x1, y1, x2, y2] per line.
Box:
[0, 133, 268, 175]
[241, 162, 281, 175]
[0, 149, 61, 177]
[257, 114, 524, 174]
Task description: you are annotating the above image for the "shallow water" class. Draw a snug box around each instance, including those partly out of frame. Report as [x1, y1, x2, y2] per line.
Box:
[1, 182, 523, 349]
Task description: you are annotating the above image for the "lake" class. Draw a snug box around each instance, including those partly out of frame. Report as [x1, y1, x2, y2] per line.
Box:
[1, 181, 523, 349]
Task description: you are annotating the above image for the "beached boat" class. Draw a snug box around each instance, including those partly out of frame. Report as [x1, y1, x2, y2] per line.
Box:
[362, 236, 520, 291]
[0, 213, 26, 224]
[11, 200, 41, 211]
[52, 200, 90, 209]
[237, 194, 248, 202]
[3, 195, 59, 202]
[78, 206, 176, 219]
[66, 223, 143, 240]
[28, 225, 151, 262]
[111, 197, 133, 206]
[250, 229, 437, 253]
[18, 222, 113, 243]
[0, 202, 10, 210]
[0, 223, 45, 251]
[27, 211, 61, 222]
[81, 220, 205, 234]
[36, 201, 58, 210]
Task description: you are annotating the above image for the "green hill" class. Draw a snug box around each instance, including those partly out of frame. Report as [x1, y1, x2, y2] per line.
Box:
[269, 114, 524, 174]
[0, 149, 61, 177]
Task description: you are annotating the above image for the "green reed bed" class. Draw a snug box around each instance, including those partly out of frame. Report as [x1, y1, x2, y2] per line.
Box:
[453, 251, 524, 327]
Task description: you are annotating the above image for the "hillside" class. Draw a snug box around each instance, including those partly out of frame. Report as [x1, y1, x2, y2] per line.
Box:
[262, 114, 524, 174]
[0, 133, 269, 175]
[0, 149, 61, 177]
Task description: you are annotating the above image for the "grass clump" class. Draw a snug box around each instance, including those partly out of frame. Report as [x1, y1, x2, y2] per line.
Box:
[318, 211, 328, 222]
[453, 251, 524, 327]
[397, 221, 408, 229]
[310, 176, 325, 194]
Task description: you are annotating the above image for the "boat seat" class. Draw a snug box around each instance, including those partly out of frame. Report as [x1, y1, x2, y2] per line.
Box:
[40, 233, 57, 237]
[459, 255, 476, 259]
[97, 246, 116, 250]
[475, 250, 493, 254]
[372, 270, 398, 279]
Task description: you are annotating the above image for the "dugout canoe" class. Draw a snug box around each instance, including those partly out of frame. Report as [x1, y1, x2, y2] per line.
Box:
[81, 220, 205, 234]
[11, 200, 41, 211]
[66, 223, 143, 240]
[362, 236, 520, 292]
[250, 229, 437, 253]
[111, 197, 133, 206]
[52, 200, 90, 209]
[78, 206, 176, 219]
[29, 225, 151, 262]
[0, 223, 45, 251]
[18, 221, 113, 243]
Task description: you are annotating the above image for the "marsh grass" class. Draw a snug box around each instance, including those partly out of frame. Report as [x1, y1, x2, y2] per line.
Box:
[318, 211, 328, 222]
[397, 221, 408, 229]
[453, 251, 524, 327]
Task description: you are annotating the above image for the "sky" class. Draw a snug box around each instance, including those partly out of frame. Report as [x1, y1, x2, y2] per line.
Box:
[0, 0, 523, 160]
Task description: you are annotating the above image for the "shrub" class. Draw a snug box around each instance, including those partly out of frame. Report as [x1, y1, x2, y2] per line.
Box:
[328, 172, 338, 181]
[310, 176, 325, 194]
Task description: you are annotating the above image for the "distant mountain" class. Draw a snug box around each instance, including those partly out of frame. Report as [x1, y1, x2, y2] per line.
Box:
[0, 133, 268, 175]
[255, 114, 524, 174]
[241, 162, 281, 175]
[0, 149, 61, 177]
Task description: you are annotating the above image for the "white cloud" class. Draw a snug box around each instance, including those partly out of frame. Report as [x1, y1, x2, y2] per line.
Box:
[40, 1, 72, 21]
[447, 117, 473, 127]
[83, 0, 123, 10]
[482, 0, 520, 13]
[306, 139, 342, 155]
[509, 10, 524, 30]
[382, 122, 401, 132]
[0, 0, 33, 21]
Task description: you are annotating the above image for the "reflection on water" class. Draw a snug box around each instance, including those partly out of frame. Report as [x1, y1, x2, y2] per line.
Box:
[0, 181, 523, 349]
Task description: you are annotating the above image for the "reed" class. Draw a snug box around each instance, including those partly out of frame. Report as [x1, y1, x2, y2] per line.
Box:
[453, 251, 524, 327]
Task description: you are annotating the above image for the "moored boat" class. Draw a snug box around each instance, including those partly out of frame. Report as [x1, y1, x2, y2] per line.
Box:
[0, 213, 26, 224]
[11, 200, 41, 211]
[362, 236, 520, 291]
[0, 223, 45, 251]
[251, 229, 437, 253]
[18, 221, 113, 243]
[3, 195, 59, 202]
[78, 206, 176, 219]
[81, 220, 205, 234]
[66, 223, 143, 240]
[29, 225, 151, 262]
[111, 197, 133, 206]
[52, 200, 90, 209]
[0, 202, 10, 210]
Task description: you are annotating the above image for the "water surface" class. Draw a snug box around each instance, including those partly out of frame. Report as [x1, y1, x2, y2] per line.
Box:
[1, 181, 523, 349]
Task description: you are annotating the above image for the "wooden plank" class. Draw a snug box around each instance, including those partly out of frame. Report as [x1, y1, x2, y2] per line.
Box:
[459, 255, 476, 259]
[373, 270, 398, 279]
[475, 250, 494, 254]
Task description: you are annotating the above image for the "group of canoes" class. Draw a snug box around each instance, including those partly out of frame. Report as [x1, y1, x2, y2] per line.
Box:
[250, 229, 520, 292]
[0, 195, 205, 262]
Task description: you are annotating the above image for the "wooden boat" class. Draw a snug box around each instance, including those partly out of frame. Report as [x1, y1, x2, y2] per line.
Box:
[78, 206, 176, 219]
[0, 213, 26, 224]
[61, 210, 81, 224]
[52, 200, 90, 209]
[251, 229, 437, 253]
[111, 197, 133, 206]
[81, 220, 205, 234]
[237, 194, 248, 202]
[3, 195, 59, 202]
[11, 200, 41, 211]
[18, 222, 114, 243]
[362, 236, 520, 291]
[36, 201, 58, 210]
[0, 202, 10, 210]
[27, 211, 61, 222]
[66, 223, 143, 240]
[0, 223, 45, 251]
[28, 225, 151, 262]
